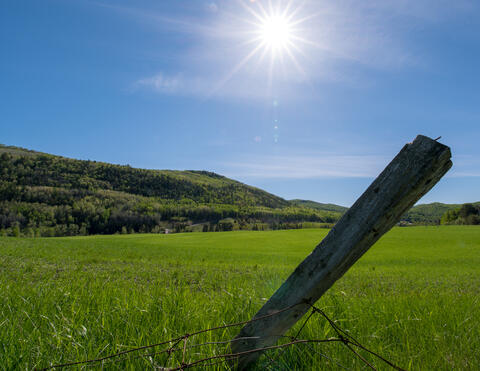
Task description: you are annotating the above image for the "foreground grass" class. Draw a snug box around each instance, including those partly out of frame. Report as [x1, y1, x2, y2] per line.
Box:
[0, 226, 479, 370]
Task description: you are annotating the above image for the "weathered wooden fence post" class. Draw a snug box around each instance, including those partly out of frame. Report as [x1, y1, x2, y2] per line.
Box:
[231, 135, 452, 369]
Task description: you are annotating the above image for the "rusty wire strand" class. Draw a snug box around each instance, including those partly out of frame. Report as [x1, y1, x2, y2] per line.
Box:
[167, 338, 347, 371]
[302, 342, 352, 370]
[263, 307, 316, 369]
[38, 302, 406, 371]
[310, 305, 406, 371]
[39, 302, 303, 371]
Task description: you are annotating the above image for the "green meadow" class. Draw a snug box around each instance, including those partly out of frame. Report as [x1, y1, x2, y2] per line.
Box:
[1, 226, 479, 370]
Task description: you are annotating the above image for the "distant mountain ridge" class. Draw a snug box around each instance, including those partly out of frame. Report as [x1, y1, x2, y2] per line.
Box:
[291, 195, 480, 225]
[291, 197, 480, 225]
[289, 199, 348, 214]
[290, 193, 480, 225]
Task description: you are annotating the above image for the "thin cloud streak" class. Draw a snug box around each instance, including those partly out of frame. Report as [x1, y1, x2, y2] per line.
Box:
[222, 154, 389, 179]
[92, 2, 221, 37]
[447, 155, 480, 178]
[221, 152, 480, 180]
[135, 72, 277, 101]
[136, 73, 200, 96]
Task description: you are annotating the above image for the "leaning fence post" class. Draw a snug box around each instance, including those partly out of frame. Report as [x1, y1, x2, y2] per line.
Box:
[231, 135, 452, 369]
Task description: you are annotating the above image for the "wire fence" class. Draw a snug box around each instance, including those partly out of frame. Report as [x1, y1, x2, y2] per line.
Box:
[39, 302, 406, 371]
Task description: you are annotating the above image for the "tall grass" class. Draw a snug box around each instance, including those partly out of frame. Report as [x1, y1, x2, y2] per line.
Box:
[0, 226, 479, 369]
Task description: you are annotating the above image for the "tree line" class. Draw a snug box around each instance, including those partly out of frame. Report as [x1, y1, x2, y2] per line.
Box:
[440, 203, 480, 225]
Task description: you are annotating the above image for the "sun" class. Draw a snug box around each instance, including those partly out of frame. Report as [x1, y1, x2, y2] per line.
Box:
[211, 1, 314, 95]
[239, 0, 312, 70]
[258, 14, 293, 53]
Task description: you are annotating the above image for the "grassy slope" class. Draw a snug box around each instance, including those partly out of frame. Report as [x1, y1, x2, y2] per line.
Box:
[1, 226, 479, 370]
[0, 144, 45, 157]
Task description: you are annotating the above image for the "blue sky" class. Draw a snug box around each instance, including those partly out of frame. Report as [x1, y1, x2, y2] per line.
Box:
[2, 0, 479, 206]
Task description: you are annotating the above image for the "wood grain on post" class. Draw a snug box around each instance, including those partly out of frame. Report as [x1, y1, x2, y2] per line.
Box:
[231, 135, 452, 370]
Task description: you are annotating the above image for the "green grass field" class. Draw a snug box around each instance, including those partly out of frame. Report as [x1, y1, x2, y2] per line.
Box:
[1, 226, 479, 370]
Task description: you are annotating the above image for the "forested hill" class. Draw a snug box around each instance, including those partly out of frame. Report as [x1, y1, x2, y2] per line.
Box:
[0, 144, 288, 208]
[0, 144, 342, 237]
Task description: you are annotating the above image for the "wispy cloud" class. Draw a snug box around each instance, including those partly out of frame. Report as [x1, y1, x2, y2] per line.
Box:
[217, 151, 480, 180]
[447, 155, 480, 177]
[136, 73, 201, 96]
[135, 72, 281, 101]
[107, 0, 477, 101]
[222, 154, 388, 179]
[92, 2, 220, 37]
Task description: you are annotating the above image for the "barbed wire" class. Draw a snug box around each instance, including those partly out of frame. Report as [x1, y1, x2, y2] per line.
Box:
[38, 302, 406, 371]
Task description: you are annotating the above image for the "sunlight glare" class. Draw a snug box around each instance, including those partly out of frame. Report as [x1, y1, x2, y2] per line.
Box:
[210, 0, 313, 96]
[259, 15, 293, 52]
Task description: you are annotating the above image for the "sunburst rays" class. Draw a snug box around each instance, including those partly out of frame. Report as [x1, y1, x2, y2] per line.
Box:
[208, 0, 314, 98]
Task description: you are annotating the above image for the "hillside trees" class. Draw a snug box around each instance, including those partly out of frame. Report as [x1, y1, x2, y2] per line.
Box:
[0, 151, 341, 237]
[441, 203, 480, 225]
